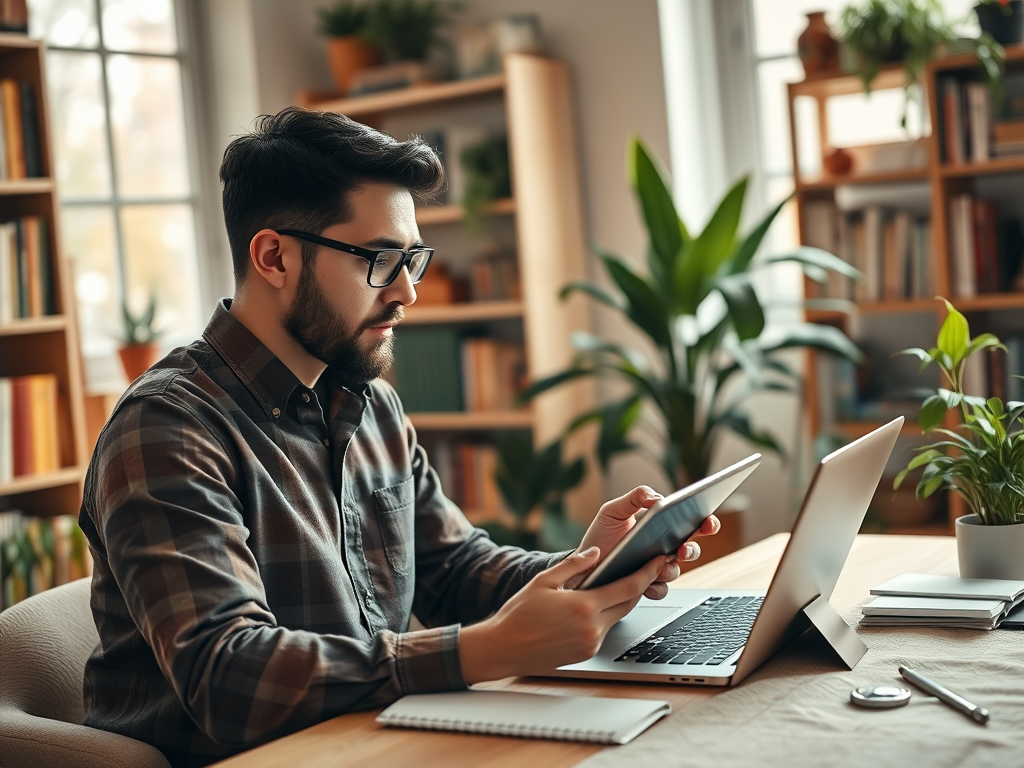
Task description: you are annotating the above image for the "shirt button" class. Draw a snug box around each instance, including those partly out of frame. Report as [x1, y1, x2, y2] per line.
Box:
[271, 407, 281, 419]
[301, 392, 310, 403]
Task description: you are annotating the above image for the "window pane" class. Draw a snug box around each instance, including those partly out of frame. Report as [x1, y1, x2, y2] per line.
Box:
[46, 51, 112, 198]
[121, 205, 202, 344]
[101, 0, 177, 54]
[107, 54, 190, 198]
[27, 0, 98, 48]
[64, 205, 119, 356]
[757, 57, 804, 176]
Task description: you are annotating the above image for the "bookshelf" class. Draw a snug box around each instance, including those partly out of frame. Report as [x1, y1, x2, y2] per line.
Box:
[789, 46, 1024, 534]
[306, 54, 601, 525]
[0, 35, 87, 521]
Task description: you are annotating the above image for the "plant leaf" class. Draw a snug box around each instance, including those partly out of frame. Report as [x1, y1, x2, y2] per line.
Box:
[519, 368, 595, 402]
[966, 332, 1006, 357]
[597, 395, 643, 469]
[765, 246, 861, 280]
[714, 274, 765, 341]
[937, 298, 970, 367]
[628, 136, 688, 277]
[560, 280, 623, 310]
[689, 176, 747, 277]
[756, 323, 864, 362]
[599, 252, 672, 346]
[728, 193, 790, 274]
[918, 394, 949, 432]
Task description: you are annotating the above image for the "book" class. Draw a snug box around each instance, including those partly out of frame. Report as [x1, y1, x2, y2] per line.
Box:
[871, 573, 1024, 602]
[376, 690, 671, 745]
[862, 595, 1005, 620]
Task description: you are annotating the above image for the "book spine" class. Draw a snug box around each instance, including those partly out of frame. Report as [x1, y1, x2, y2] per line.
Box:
[19, 81, 41, 178]
[1, 78, 24, 179]
[11, 376, 32, 476]
[0, 378, 11, 482]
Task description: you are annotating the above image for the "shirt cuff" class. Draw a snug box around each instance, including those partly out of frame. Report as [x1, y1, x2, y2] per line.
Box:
[394, 624, 466, 694]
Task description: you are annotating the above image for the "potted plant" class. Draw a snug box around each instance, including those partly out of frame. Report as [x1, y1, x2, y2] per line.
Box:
[894, 299, 1024, 580]
[523, 137, 862, 489]
[316, 1, 380, 95]
[117, 295, 162, 383]
[975, 0, 1024, 46]
[483, 433, 587, 551]
[837, 0, 1004, 124]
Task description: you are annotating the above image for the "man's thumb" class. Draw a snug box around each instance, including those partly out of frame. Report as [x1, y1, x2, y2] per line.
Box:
[549, 546, 600, 587]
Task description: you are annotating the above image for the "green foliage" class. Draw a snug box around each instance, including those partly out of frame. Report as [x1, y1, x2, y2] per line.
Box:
[481, 433, 587, 551]
[120, 294, 161, 346]
[837, 0, 1005, 123]
[460, 135, 511, 238]
[894, 299, 1024, 525]
[315, 1, 370, 37]
[521, 137, 863, 486]
[362, 0, 460, 62]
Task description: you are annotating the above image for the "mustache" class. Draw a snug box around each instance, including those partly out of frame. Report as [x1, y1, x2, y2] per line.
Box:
[361, 304, 404, 331]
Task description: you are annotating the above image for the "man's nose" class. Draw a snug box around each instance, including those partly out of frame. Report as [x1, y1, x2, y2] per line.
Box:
[382, 265, 417, 306]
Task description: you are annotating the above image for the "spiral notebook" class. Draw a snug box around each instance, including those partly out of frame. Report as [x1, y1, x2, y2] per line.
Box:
[376, 690, 671, 745]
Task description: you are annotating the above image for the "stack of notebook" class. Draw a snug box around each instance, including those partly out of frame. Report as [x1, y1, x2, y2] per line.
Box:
[861, 573, 1024, 630]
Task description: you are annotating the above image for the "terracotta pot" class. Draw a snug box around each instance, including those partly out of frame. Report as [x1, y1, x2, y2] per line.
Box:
[976, 1, 1024, 45]
[955, 513, 1024, 580]
[326, 36, 380, 95]
[822, 146, 854, 176]
[797, 12, 840, 76]
[118, 343, 159, 383]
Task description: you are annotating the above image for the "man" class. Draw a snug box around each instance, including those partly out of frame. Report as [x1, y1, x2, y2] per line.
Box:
[80, 108, 718, 767]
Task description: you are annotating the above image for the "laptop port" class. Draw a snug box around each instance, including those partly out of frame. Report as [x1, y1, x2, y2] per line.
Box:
[695, 678, 705, 682]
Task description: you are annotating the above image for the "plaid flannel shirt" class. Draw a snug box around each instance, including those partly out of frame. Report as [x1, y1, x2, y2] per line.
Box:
[80, 299, 564, 767]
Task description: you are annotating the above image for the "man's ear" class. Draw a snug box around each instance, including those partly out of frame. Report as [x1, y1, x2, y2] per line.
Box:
[249, 229, 296, 289]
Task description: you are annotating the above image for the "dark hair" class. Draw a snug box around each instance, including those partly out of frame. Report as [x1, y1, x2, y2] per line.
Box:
[219, 107, 445, 284]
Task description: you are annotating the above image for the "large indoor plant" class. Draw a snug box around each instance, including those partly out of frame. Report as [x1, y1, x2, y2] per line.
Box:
[316, 1, 380, 95]
[523, 137, 862, 488]
[837, 0, 1004, 123]
[894, 299, 1024, 579]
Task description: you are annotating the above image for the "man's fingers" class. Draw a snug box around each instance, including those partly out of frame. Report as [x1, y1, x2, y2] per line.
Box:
[694, 514, 721, 537]
[542, 546, 601, 587]
[599, 485, 662, 522]
[643, 582, 670, 600]
[589, 555, 664, 608]
[656, 559, 681, 583]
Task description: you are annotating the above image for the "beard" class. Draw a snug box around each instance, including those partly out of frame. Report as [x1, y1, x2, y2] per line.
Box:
[282, 264, 402, 383]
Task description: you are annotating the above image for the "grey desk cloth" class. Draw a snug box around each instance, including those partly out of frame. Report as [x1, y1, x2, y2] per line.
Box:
[580, 603, 1023, 768]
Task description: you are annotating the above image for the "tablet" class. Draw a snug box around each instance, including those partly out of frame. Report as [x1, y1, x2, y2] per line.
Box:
[578, 454, 762, 590]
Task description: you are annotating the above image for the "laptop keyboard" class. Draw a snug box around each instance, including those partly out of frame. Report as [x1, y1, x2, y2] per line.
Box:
[615, 595, 764, 666]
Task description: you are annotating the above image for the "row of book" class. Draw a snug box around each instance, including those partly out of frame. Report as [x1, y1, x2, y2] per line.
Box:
[428, 440, 508, 520]
[861, 573, 1023, 630]
[939, 77, 993, 164]
[803, 201, 934, 302]
[0, 78, 43, 180]
[0, 374, 62, 483]
[0, 216, 55, 322]
[469, 250, 520, 301]
[948, 194, 1024, 298]
[391, 328, 527, 413]
[0, 511, 91, 610]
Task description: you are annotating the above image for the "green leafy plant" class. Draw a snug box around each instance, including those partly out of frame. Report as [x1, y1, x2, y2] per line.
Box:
[837, 0, 1004, 122]
[363, 0, 460, 62]
[481, 433, 587, 551]
[315, 1, 370, 37]
[894, 299, 1024, 525]
[522, 137, 862, 487]
[460, 134, 511, 237]
[120, 295, 162, 346]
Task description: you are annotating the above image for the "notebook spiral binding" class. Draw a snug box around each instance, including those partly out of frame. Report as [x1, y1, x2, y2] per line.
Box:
[379, 714, 615, 743]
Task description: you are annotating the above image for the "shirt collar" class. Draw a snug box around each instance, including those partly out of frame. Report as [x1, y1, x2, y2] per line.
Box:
[203, 299, 372, 419]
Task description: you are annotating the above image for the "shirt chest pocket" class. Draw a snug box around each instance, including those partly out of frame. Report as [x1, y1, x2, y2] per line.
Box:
[372, 477, 415, 576]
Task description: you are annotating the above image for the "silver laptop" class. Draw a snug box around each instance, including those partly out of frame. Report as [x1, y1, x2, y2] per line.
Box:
[548, 417, 903, 687]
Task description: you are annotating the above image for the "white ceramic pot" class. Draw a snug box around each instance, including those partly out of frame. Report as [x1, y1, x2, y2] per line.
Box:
[955, 514, 1024, 580]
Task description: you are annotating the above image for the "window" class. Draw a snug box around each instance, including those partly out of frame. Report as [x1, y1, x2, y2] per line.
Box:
[28, 0, 203, 375]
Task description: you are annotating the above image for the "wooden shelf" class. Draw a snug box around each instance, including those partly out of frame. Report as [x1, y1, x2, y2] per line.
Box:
[798, 167, 928, 190]
[0, 314, 67, 336]
[409, 410, 534, 431]
[415, 197, 515, 225]
[940, 156, 1024, 178]
[0, 178, 53, 195]
[955, 292, 1024, 311]
[404, 300, 523, 326]
[0, 466, 84, 496]
[789, 64, 906, 99]
[309, 73, 506, 117]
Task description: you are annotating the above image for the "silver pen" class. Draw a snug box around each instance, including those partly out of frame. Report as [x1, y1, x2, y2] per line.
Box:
[898, 666, 990, 724]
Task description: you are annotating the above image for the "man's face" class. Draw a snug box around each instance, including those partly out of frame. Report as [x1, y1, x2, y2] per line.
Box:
[282, 182, 420, 382]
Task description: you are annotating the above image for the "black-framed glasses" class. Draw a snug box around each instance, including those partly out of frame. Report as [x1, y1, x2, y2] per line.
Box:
[277, 229, 434, 288]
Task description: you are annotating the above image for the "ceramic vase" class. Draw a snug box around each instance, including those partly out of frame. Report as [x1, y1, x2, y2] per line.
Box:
[955, 513, 1024, 580]
[118, 343, 159, 383]
[975, 1, 1024, 46]
[326, 36, 380, 95]
[797, 12, 840, 76]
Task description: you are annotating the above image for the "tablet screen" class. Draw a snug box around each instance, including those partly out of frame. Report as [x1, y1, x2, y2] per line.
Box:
[578, 454, 761, 590]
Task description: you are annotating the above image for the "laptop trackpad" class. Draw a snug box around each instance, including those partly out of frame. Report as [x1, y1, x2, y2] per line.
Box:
[602, 606, 679, 655]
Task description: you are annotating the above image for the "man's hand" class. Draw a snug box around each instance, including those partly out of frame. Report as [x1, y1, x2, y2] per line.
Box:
[460, 547, 666, 684]
[575, 486, 721, 599]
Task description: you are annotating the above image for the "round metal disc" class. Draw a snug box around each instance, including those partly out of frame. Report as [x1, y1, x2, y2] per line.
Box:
[850, 685, 911, 709]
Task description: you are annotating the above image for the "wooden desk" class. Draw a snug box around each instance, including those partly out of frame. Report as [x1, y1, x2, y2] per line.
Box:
[213, 534, 957, 768]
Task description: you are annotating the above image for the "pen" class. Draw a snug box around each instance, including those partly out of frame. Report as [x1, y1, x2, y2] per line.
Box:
[898, 666, 990, 724]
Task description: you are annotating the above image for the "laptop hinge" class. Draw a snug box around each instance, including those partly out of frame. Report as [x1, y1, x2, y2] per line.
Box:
[801, 594, 867, 670]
